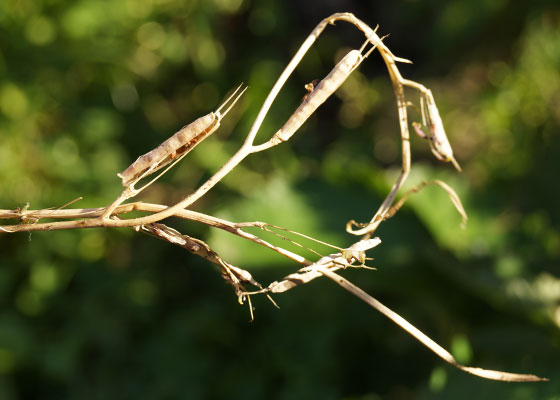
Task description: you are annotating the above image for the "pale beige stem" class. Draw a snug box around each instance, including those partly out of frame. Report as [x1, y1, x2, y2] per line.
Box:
[318, 267, 547, 382]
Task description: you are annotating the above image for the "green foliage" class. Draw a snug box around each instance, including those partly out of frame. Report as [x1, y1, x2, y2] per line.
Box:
[1, 1, 559, 398]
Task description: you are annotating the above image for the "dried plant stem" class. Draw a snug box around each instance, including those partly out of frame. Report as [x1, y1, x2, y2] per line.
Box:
[0, 12, 545, 383]
[318, 267, 547, 382]
[0, 204, 312, 265]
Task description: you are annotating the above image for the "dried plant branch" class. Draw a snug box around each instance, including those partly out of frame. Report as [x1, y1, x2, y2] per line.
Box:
[139, 222, 279, 321]
[1, 13, 459, 236]
[101, 84, 248, 220]
[243, 253, 351, 295]
[140, 223, 260, 290]
[347, 179, 468, 229]
[0, 12, 545, 382]
[318, 267, 547, 382]
[0, 203, 313, 267]
[298, 14, 461, 238]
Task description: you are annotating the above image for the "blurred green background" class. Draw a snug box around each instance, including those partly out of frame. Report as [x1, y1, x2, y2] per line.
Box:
[1, 0, 559, 398]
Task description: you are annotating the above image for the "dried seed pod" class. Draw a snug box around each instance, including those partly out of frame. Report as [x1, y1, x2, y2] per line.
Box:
[273, 48, 364, 143]
[414, 90, 461, 172]
[117, 84, 247, 187]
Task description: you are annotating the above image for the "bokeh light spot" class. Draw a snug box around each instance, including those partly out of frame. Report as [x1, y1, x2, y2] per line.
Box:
[429, 366, 447, 392]
[80, 108, 123, 143]
[111, 82, 139, 111]
[0, 348, 16, 374]
[30, 262, 59, 294]
[130, 47, 162, 77]
[25, 15, 56, 45]
[52, 137, 79, 168]
[78, 231, 106, 261]
[451, 334, 473, 364]
[212, 0, 244, 14]
[195, 38, 224, 70]
[0, 84, 29, 120]
[494, 255, 524, 279]
[137, 21, 166, 50]
[125, 0, 153, 18]
[15, 289, 43, 316]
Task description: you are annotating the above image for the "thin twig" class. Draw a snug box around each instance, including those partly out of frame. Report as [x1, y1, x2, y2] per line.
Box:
[318, 267, 548, 382]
